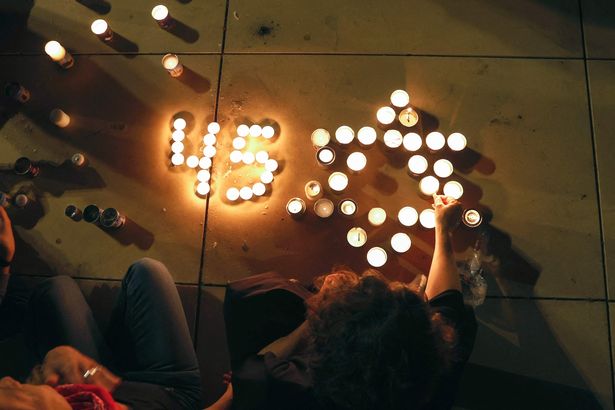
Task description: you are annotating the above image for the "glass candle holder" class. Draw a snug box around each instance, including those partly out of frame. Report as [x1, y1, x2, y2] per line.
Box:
[162, 54, 183, 77]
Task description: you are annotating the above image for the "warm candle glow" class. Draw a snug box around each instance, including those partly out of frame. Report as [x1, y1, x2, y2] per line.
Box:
[408, 155, 428, 175]
[151, 5, 169, 20]
[398, 107, 419, 127]
[335, 126, 354, 145]
[384, 130, 403, 148]
[197, 170, 210, 182]
[339, 199, 357, 216]
[232, 137, 246, 150]
[172, 130, 185, 142]
[419, 176, 440, 196]
[367, 247, 387, 268]
[357, 126, 377, 146]
[203, 145, 217, 158]
[433, 159, 454, 178]
[199, 157, 212, 169]
[314, 198, 334, 218]
[252, 182, 266, 196]
[249, 124, 262, 137]
[391, 233, 412, 253]
[262, 126, 275, 139]
[346, 152, 367, 172]
[44, 41, 66, 61]
[311, 128, 331, 148]
[425, 131, 445, 151]
[347, 227, 367, 248]
[226, 187, 240, 201]
[317, 147, 335, 166]
[402, 132, 422, 151]
[376, 107, 396, 125]
[186, 155, 199, 168]
[328, 172, 349, 192]
[171, 153, 184, 166]
[398, 206, 418, 227]
[447, 132, 467, 151]
[202, 133, 216, 145]
[237, 124, 250, 137]
[463, 209, 482, 227]
[255, 151, 269, 164]
[265, 159, 278, 172]
[239, 186, 253, 200]
[90, 19, 110, 36]
[287, 197, 306, 215]
[172, 117, 186, 130]
[71, 153, 85, 167]
[368, 207, 386, 226]
[49, 109, 71, 128]
[419, 209, 436, 229]
[207, 122, 220, 134]
[171, 141, 184, 153]
[196, 182, 210, 196]
[230, 150, 243, 163]
[304, 180, 322, 200]
[443, 181, 464, 199]
[390, 90, 410, 108]
[242, 152, 255, 165]
[260, 170, 274, 184]
[162, 54, 183, 77]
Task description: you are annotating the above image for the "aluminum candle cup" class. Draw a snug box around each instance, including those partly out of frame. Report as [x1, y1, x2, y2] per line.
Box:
[398, 206, 418, 227]
[0, 193, 10, 208]
[407, 155, 428, 176]
[14, 157, 40, 177]
[346, 152, 367, 172]
[390, 90, 410, 108]
[311, 128, 331, 148]
[447, 132, 467, 151]
[419, 209, 436, 229]
[367, 247, 387, 268]
[64, 205, 82, 221]
[419, 176, 440, 196]
[425, 132, 446, 152]
[391, 233, 412, 253]
[314, 198, 334, 218]
[338, 199, 357, 217]
[402, 132, 422, 152]
[91, 19, 113, 41]
[71, 153, 86, 167]
[398, 107, 419, 127]
[83, 205, 102, 224]
[357, 127, 377, 146]
[101, 208, 126, 229]
[44, 41, 74, 69]
[335, 126, 354, 145]
[4, 82, 30, 103]
[383, 130, 403, 149]
[376, 107, 396, 125]
[433, 159, 453, 178]
[368, 207, 386, 226]
[286, 197, 306, 217]
[316, 147, 335, 166]
[462, 209, 483, 228]
[443, 181, 464, 199]
[347, 227, 367, 248]
[151, 5, 174, 28]
[304, 180, 323, 200]
[328, 172, 349, 193]
[162, 54, 183, 77]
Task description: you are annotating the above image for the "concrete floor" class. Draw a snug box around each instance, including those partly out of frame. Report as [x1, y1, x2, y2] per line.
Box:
[1, 0, 615, 408]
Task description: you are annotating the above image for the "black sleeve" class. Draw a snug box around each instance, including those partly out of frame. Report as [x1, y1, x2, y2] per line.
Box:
[112, 381, 182, 410]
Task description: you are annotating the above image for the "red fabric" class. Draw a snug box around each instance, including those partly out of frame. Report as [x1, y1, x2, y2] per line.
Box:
[55, 384, 119, 410]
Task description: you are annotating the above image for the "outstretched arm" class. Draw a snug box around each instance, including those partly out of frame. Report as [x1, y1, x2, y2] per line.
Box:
[0, 207, 15, 303]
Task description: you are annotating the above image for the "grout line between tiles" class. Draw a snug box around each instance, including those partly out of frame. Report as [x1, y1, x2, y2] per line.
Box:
[577, 0, 615, 406]
[193, 0, 231, 349]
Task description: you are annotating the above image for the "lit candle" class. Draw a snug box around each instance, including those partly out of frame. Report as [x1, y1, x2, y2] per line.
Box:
[207, 122, 220, 134]
[335, 126, 354, 145]
[265, 159, 279, 172]
[171, 141, 184, 153]
[314, 198, 334, 218]
[390, 90, 410, 108]
[346, 152, 367, 172]
[232, 136, 246, 150]
[249, 124, 262, 137]
[237, 124, 250, 137]
[239, 186, 253, 200]
[262, 126, 275, 139]
[197, 170, 210, 182]
[71, 153, 86, 167]
[199, 157, 212, 169]
[171, 153, 184, 166]
[433, 159, 454, 178]
[90, 19, 113, 41]
[242, 152, 255, 165]
[230, 150, 243, 163]
[316, 147, 335, 166]
[44, 41, 73, 68]
[402, 132, 422, 152]
[367, 247, 387, 268]
[368, 207, 386, 226]
[357, 126, 377, 146]
[376, 107, 396, 125]
[14, 194, 29, 208]
[338, 199, 357, 217]
[398, 206, 418, 227]
[226, 187, 240, 201]
[196, 182, 210, 196]
[462, 209, 482, 228]
[304, 180, 322, 200]
[172, 130, 185, 142]
[328, 172, 349, 192]
[255, 150, 269, 164]
[151, 5, 173, 28]
[419, 176, 440, 196]
[49, 108, 70, 128]
[419, 209, 436, 229]
[383, 130, 403, 149]
[425, 131, 445, 151]
[186, 155, 199, 168]
[260, 170, 274, 184]
[443, 181, 464, 199]
[347, 227, 367, 248]
[398, 107, 419, 127]
[161, 53, 183, 77]
[203, 145, 217, 158]
[252, 182, 266, 196]
[391, 233, 412, 253]
[286, 197, 306, 216]
[172, 117, 186, 130]
[202, 133, 216, 145]
[407, 155, 428, 175]
[447, 132, 467, 151]
[311, 128, 330, 148]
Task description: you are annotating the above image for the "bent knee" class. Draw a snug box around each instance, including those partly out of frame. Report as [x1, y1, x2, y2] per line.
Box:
[126, 258, 171, 284]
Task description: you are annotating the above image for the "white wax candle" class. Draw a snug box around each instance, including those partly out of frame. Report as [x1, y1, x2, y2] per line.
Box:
[317, 147, 335, 166]
[402, 132, 422, 151]
[287, 197, 306, 216]
[346, 152, 367, 172]
[433, 159, 453, 178]
[314, 198, 334, 218]
[339, 199, 357, 216]
[347, 227, 367, 248]
[425, 132, 445, 151]
[162, 54, 183, 77]
[419, 209, 436, 229]
[357, 127, 377, 146]
[376, 107, 396, 125]
[398, 206, 418, 227]
[367, 247, 387, 268]
[390, 90, 410, 108]
[447, 132, 467, 151]
[335, 126, 354, 145]
[304, 180, 322, 200]
[311, 128, 331, 148]
[328, 172, 349, 192]
[44, 41, 73, 68]
[408, 155, 428, 175]
[398, 107, 419, 127]
[226, 187, 240, 201]
[91, 19, 112, 41]
[391, 233, 412, 253]
[368, 207, 386, 226]
[419, 176, 440, 196]
[443, 181, 464, 199]
[49, 108, 70, 128]
[151, 5, 169, 21]
[384, 130, 403, 148]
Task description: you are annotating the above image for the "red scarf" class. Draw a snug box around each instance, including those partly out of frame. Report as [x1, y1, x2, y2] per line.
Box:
[55, 384, 119, 410]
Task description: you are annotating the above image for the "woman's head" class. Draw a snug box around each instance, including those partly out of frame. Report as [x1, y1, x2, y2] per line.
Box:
[306, 269, 451, 410]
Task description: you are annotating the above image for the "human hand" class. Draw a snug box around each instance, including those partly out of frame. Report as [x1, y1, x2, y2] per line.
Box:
[432, 194, 462, 233]
[0, 207, 15, 265]
[0, 376, 71, 410]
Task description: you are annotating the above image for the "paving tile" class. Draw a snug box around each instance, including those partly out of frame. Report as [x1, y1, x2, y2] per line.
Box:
[456, 299, 612, 410]
[0, 54, 219, 283]
[225, 0, 583, 57]
[587, 60, 615, 299]
[581, 0, 615, 58]
[0, 0, 225, 54]
[196, 286, 231, 407]
[202, 54, 602, 299]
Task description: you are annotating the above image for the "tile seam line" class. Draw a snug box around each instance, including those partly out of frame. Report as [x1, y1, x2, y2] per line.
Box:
[577, 0, 615, 407]
[15, 274, 201, 287]
[192, 0, 231, 349]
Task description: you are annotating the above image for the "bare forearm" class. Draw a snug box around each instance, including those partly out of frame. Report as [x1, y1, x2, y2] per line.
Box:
[425, 227, 461, 300]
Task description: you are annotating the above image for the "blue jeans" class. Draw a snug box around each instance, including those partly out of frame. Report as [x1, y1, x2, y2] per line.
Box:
[25, 258, 202, 409]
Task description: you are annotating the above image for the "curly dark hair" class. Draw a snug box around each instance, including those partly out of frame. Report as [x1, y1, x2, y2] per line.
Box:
[306, 269, 453, 410]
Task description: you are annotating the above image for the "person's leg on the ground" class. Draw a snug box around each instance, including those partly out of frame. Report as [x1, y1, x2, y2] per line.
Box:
[106, 258, 201, 409]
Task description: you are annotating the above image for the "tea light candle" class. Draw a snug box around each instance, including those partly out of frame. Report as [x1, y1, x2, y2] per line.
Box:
[171, 141, 184, 153]
[252, 182, 266, 196]
[71, 153, 85, 167]
[398, 107, 419, 127]
[376, 107, 396, 125]
[186, 155, 199, 168]
[347, 227, 367, 248]
[203, 145, 217, 158]
[162, 53, 183, 77]
[203, 133, 216, 145]
[408, 155, 428, 175]
[391, 233, 412, 253]
[463, 209, 482, 228]
[447, 132, 467, 151]
[317, 147, 335, 166]
[172, 130, 185, 142]
[249, 124, 262, 137]
[173, 117, 187, 130]
[255, 150, 269, 164]
[199, 157, 212, 169]
[226, 187, 240, 201]
[390, 90, 410, 108]
[419, 209, 436, 229]
[262, 126, 275, 139]
[49, 108, 70, 128]
[44, 41, 74, 68]
[314, 198, 334, 218]
[419, 176, 440, 196]
[398, 206, 418, 227]
[383, 130, 403, 149]
[311, 129, 330, 148]
[339, 199, 357, 217]
[433, 159, 454, 178]
[260, 170, 274, 184]
[237, 124, 250, 137]
[402, 133, 422, 151]
[335, 126, 354, 145]
[171, 153, 184, 166]
[425, 132, 445, 151]
[230, 150, 243, 163]
[443, 181, 464, 199]
[328, 172, 349, 192]
[232, 137, 246, 150]
[346, 152, 367, 172]
[196, 182, 210, 196]
[287, 197, 306, 216]
[265, 159, 278, 172]
[239, 186, 253, 200]
[367, 247, 387, 268]
[207, 122, 221, 134]
[151, 5, 173, 28]
[15, 194, 29, 208]
[368, 207, 386, 226]
[304, 180, 323, 200]
[357, 127, 377, 146]
[197, 170, 210, 182]
[90, 19, 113, 41]
[242, 152, 255, 165]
